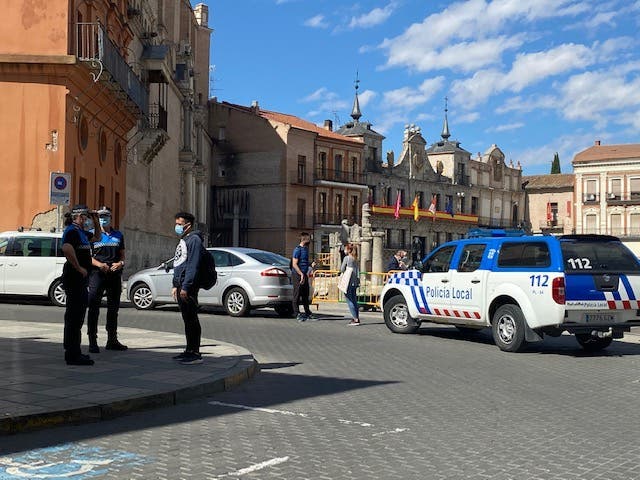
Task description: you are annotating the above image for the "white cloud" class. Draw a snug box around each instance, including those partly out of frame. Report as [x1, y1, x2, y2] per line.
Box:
[379, 0, 585, 73]
[348, 3, 396, 29]
[496, 94, 557, 114]
[583, 10, 617, 28]
[301, 87, 348, 114]
[302, 87, 338, 103]
[358, 89, 377, 108]
[381, 77, 445, 109]
[560, 70, 640, 125]
[506, 43, 594, 91]
[457, 112, 480, 123]
[304, 14, 328, 28]
[488, 122, 525, 132]
[451, 43, 595, 107]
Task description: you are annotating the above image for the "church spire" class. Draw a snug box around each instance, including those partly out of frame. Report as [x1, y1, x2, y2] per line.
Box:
[350, 72, 362, 122]
[441, 96, 451, 140]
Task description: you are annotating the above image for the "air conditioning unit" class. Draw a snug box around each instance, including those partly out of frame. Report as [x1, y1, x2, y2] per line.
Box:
[586, 193, 596, 201]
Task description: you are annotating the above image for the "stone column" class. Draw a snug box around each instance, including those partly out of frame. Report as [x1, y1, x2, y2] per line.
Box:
[372, 232, 385, 284]
[360, 203, 372, 273]
[330, 232, 341, 271]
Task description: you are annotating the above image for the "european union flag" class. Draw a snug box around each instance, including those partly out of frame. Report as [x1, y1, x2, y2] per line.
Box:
[445, 198, 454, 217]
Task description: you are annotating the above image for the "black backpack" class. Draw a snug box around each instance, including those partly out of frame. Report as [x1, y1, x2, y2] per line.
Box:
[199, 247, 217, 290]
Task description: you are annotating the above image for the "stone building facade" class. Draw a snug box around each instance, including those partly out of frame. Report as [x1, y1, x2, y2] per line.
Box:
[208, 100, 366, 257]
[336, 90, 526, 269]
[0, 0, 212, 275]
[522, 174, 575, 235]
[573, 141, 640, 239]
[122, 0, 212, 273]
[0, 0, 142, 231]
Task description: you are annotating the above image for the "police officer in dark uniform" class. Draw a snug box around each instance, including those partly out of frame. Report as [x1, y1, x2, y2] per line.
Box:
[61, 205, 100, 366]
[87, 206, 127, 353]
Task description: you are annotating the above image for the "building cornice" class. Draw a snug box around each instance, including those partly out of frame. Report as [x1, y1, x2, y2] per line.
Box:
[0, 54, 76, 64]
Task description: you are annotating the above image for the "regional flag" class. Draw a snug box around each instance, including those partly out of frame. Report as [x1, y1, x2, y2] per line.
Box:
[394, 191, 401, 219]
[428, 194, 437, 221]
[412, 194, 420, 222]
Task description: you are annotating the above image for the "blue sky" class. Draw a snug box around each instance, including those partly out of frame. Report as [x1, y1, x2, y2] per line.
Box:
[205, 0, 640, 175]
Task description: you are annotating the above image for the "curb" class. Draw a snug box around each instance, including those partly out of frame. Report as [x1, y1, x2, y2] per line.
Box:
[0, 356, 259, 435]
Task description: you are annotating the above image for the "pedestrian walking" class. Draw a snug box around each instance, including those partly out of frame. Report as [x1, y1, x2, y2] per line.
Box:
[341, 243, 361, 325]
[61, 205, 100, 365]
[86, 206, 127, 353]
[291, 232, 314, 322]
[171, 212, 204, 365]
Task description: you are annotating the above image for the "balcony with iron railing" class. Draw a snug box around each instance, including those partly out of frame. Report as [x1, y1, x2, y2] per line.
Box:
[605, 192, 640, 204]
[147, 103, 168, 131]
[76, 22, 148, 115]
[315, 168, 366, 185]
[583, 192, 600, 203]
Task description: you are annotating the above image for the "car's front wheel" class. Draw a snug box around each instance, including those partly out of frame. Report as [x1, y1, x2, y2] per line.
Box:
[48, 278, 66, 307]
[130, 283, 156, 310]
[575, 333, 613, 352]
[383, 295, 419, 334]
[225, 287, 250, 317]
[492, 304, 527, 352]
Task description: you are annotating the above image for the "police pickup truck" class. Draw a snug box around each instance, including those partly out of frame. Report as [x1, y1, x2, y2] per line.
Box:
[381, 231, 640, 352]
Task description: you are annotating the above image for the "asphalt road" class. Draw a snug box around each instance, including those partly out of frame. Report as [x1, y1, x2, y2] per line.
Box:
[2, 301, 640, 480]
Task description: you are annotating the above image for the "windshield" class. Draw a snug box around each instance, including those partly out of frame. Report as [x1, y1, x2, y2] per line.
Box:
[247, 251, 290, 267]
[560, 240, 640, 273]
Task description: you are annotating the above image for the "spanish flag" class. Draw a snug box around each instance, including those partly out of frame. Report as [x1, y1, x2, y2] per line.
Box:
[412, 194, 420, 222]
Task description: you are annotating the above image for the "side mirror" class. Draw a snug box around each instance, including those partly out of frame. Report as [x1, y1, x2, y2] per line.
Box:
[163, 262, 171, 273]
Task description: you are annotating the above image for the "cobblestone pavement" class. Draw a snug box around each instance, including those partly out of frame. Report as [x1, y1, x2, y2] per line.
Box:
[2, 303, 640, 480]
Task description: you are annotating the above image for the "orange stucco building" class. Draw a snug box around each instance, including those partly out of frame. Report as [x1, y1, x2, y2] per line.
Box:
[0, 0, 144, 231]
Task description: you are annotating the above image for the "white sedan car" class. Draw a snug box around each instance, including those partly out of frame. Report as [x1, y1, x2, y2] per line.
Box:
[127, 247, 294, 317]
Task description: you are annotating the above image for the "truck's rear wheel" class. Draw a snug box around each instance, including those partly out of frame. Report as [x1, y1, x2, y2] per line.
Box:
[575, 334, 613, 352]
[492, 304, 527, 352]
[383, 295, 419, 334]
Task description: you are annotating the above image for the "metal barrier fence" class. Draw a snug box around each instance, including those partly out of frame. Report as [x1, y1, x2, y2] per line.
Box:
[311, 270, 403, 310]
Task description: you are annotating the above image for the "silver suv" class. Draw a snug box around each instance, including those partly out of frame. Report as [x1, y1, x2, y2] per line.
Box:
[0, 230, 66, 306]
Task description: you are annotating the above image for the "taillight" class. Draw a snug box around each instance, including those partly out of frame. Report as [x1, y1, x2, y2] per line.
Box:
[552, 276, 565, 304]
[261, 267, 288, 277]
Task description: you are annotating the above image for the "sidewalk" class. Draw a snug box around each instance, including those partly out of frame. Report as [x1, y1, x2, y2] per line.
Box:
[0, 321, 257, 435]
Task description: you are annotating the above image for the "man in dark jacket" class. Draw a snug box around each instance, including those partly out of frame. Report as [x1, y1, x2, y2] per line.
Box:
[171, 212, 203, 364]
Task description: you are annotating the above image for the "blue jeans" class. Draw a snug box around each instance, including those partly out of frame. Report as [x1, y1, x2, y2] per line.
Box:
[345, 284, 359, 320]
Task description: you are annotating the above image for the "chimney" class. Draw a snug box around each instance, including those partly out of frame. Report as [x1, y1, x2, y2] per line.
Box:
[194, 3, 209, 27]
[595, 140, 601, 146]
[251, 100, 259, 114]
[323, 119, 333, 131]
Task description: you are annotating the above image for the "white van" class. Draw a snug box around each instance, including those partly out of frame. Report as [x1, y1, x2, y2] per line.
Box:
[0, 230, 66, 306]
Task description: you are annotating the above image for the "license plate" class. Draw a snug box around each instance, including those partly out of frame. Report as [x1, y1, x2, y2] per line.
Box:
[584, 313, 616, 323]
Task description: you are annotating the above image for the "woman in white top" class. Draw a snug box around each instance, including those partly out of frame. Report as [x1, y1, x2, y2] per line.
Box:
[340, 243, 360, 325]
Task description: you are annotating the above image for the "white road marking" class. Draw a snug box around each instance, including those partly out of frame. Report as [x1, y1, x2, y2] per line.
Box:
[217, 457, 290, 478]
[208, 400, 407, 436]
[208, 401, 310, 418]
[372, 428, 409, 437]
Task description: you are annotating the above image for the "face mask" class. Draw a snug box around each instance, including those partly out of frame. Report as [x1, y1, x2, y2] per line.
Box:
[83, 218, 94, 231]
[99, 217, 111, 227]
[175, 224, 185, 236]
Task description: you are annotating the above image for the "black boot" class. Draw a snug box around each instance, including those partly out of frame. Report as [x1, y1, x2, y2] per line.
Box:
[105, 333, 128, 351]
[88, 336, 100, 353]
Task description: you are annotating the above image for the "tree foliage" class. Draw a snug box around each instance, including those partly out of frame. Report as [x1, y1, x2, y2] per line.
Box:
[551, 152, 561, 174]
